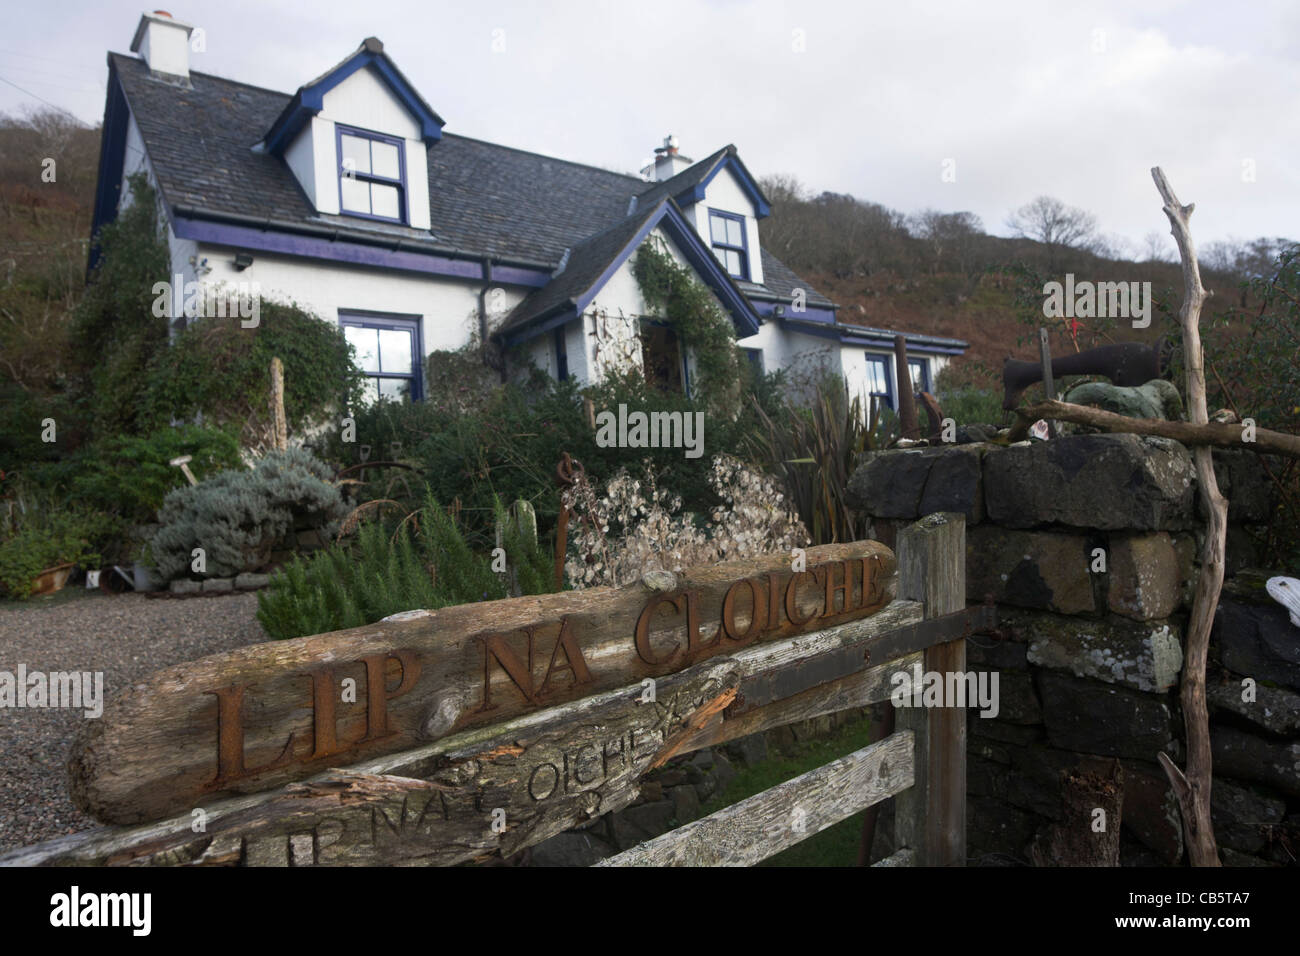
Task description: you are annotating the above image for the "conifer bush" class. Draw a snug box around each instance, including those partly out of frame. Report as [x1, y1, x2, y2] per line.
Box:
[150, 448, 346, 580]
[256, 494, 554, 640]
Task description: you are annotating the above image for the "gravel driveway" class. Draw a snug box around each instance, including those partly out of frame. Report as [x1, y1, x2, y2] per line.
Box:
[0, 589, 268, 854]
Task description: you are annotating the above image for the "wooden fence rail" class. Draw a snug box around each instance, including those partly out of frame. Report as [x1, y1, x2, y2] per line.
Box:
[1, 515, 972, 867]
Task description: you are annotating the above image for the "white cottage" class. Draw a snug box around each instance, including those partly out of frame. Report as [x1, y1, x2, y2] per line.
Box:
[92, 12, 967, 410]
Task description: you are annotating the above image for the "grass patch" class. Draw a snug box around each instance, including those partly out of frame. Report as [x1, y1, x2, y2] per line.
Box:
[701, 716, 877, 866]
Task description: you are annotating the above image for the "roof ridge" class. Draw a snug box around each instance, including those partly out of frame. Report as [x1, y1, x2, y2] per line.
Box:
[438, 131, 643, 183]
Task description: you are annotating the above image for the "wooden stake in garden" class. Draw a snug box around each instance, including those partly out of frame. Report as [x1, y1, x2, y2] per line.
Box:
[1150, 165, 1223, 867]
[893, 335, 920, 441]
[270, 357, 288, 452]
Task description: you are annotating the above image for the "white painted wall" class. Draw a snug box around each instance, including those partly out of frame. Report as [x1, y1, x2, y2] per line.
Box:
[196, 245, 528, 360]
[285, 120, 324, 212]
[321, 66, 421, 140]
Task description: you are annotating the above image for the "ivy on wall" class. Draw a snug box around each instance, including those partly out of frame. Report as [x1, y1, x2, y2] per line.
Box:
[631, 240, 750, 415]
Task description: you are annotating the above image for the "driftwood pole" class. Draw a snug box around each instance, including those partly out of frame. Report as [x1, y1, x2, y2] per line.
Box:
[1150, 166, 1223, 866]
[1011, 399, 1300, 458]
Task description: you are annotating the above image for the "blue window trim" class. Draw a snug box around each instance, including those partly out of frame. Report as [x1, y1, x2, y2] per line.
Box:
[864, 353, 894, 410]
[708, 208, 749, 281]
[743, 348, 765, 377]
[335, 124, 408, 225]
[340, 310, 424, 402]
[908, 358, 930, 395]
[553, 326, 569, 381]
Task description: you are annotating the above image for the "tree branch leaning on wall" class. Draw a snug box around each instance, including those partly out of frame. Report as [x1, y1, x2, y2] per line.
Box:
[1149, 166, 1223, 866]
[1011, 169, 1227, 865]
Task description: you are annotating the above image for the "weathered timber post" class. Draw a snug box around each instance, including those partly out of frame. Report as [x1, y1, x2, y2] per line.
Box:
[893, 335, 920, 441]
[1038, 327, 1057, 438]
[270, 357, 288, 451]
[893, 512, 966, 866]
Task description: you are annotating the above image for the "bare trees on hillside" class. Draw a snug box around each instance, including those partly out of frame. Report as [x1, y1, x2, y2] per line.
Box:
[1005, 195, 1100, 268]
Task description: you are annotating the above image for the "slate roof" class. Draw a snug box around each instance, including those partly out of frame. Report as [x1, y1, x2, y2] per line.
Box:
[107, 50, 836, 315]
[497, 201, 666, 334]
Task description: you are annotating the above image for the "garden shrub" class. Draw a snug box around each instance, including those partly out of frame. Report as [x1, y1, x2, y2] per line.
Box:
[0, 505, 119, 599]
[309, 367, 788, 550]
[144, 298, 367, 447]
[48, 424, 243, 526]
[563, 454, 807, 589]
[151, 447, 346, 580]
[256, 494, 554, 640]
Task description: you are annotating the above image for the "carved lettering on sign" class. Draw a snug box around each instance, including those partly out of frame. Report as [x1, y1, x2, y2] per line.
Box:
[210, 650, 421, 786]
[70, 542, 893, 826]
[477, 618, 595, 713]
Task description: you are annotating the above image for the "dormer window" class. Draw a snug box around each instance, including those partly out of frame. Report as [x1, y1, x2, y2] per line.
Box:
[337, 125, 406, 223]
[709, 209, 748, 280]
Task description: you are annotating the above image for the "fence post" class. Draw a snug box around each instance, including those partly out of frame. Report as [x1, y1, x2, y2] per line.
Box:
[894, 512, 967, 866]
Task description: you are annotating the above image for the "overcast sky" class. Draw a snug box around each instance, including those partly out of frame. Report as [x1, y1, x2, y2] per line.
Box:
[3, 0, 1296, 252]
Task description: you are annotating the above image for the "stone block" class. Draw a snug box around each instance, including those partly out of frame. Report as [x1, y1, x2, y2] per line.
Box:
[1211, 779, 1286, 855]
[846, 449, 935, 518]
[1107, 532, 1184, 620]
[201, 577, 234, 593]
[1212, 450, 1274, 523]
[671, 784, 702, 824]
[728, 732, 768, 767]
[966, 527, 1094, 613]
[1211, 726, 1300, 797]
[967, 795, 1040, 861]
[918, 445, 985, 524]
[1207, 673, 1300, 736]
[711, 751, 736, 794]
[530, 832, 615, 866]
[620, 799, 675, 837]
[1213, 598, 1300, 691]
[1010, 608, 1182, 692]
[169, 578, 201, 595]
[988, 669, 1042, 724]
[234, 572, 271, 590]
[1037, 670, 1174, 759]
[983, 434, 1196, 530]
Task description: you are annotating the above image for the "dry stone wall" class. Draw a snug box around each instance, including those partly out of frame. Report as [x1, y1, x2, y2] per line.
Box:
[848, 433, 1297, 866]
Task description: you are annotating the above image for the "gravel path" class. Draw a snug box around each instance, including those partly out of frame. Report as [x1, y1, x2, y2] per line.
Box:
[0, 590, 268, 854]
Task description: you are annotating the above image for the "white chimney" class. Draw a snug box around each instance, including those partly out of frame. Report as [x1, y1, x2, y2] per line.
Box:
[131, 10, 195, 82]
[640, 135, 693, 182]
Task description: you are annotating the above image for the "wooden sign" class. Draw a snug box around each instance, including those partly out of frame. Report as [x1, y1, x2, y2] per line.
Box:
[70, 542, 895, 824]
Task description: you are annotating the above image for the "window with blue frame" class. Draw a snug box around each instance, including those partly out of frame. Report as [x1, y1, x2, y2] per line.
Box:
[908, 358, 930, 395]
[708, 209, 749, 280]
[337, 125, 406, 223]
[341, 313, 422, 404]
[864, 353, 894, 410]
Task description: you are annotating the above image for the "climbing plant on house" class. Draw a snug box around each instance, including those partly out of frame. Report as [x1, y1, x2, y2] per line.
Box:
[70, 172, 171, 435]
[632, 241, 750, 415]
